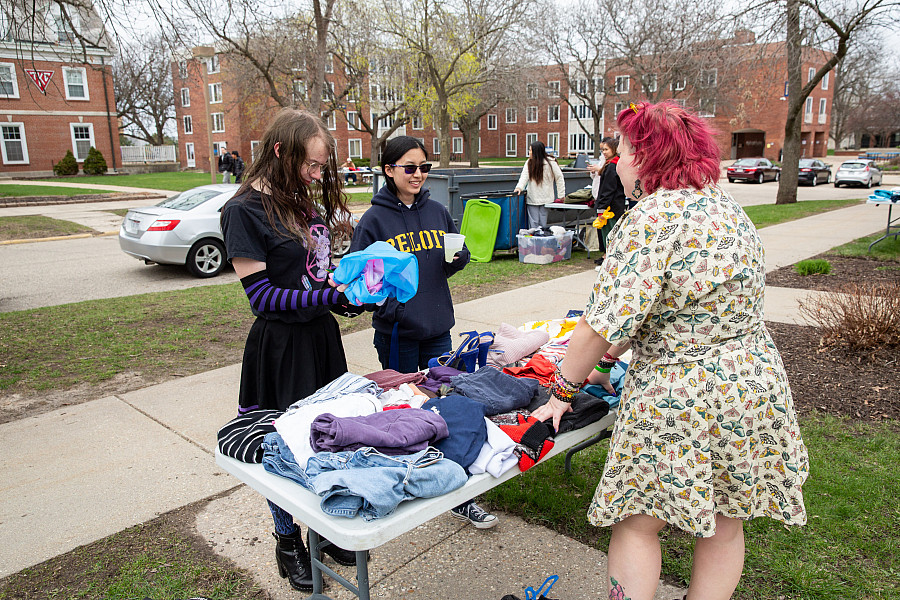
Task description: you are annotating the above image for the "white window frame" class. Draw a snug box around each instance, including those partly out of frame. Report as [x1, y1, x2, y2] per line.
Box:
[412, 115, 424, 130]
[178, 61, 188, 79]
[185, 142, 195, 166]
[547, 105, 560, 122]
[0, 62, 20, 99]
[671, 77, 686, 91]
[526, 83, 538, 99]
[505, 108, 517, 124]
[322, 81, 334, 101]
[700, 69, 717, 88]
[506, 133, 517, 157]
[452, 137, 463, 154]
[614, 102, 625, 116]
[181, 88, 190, 107]
[62, 67, 89, 101]
[697, 98, 716, 117]
[487, 114, 497, 130]
[211, 112, 225, 133]
[183, 115, 193, 134]
[452, 121, 460, 131]
[69, 123, 95, 161]
[526, 106, 538, 123]
[322, 111, 336, 130]
[548, 80, 561, 98]
[642, 73, 658, 93]
[574, 78, 588, 95]
[209, 82, 222, 104]
[207, 55, 220, 74]
[547, 133, 559, 155]
[324, 56, 334, 73]
[818, 98, 827, 124]
[347, 110, 358, 130]
[614, 75, 630, 94]
[525, 133, 538, 148]
[822, 72, 829, 90]
[808, 67, 815, 84]
[433, 138, 441, 155]
[250, 140, 260, 162]
[348, 138, 362, 159]
[292, 80, 307, 103]
[1, 123, 29, 164]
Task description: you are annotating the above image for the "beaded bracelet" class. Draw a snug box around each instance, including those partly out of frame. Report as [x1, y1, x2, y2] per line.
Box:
[549, 379, 577, 402]
[553, 369, 582, 393]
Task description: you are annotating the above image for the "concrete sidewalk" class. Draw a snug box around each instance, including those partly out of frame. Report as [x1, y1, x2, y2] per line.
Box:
[0, 200, 891, 598]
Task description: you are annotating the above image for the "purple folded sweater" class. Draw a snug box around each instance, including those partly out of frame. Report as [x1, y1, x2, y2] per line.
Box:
[310, 409, 449, 455]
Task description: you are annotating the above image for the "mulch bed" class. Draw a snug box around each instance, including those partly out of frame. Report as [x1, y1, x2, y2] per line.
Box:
[765, 253, 900, 422]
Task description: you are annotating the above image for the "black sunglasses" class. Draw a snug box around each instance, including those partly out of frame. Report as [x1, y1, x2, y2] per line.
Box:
[388, 163, 432, 174]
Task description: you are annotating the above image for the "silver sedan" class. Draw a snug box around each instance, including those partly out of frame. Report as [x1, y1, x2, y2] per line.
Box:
[834, 160, 884, 188]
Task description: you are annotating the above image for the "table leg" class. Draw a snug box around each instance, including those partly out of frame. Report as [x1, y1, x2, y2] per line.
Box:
[307, 529, 372, 600]
[868, 204, 897, 251]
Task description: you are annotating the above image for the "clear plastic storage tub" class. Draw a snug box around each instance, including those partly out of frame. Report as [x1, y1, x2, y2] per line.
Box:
[517, 230, 574, 264]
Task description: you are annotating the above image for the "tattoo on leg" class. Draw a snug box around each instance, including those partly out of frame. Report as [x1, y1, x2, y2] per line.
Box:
[631, 179, 643, 200]
[609, 577, 632, 600]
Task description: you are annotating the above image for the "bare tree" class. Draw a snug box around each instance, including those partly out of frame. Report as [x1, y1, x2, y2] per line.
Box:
[380, 0, 538, 167]
[831, 38, 889, 149]
[113, 35, 174, 145]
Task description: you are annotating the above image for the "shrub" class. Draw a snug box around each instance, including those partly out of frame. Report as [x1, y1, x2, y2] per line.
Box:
[795, 259, 831, 276]
[82, 147, 108, 175]
[53, 150, 79, 176]
[799, 282, 900, 350]
[354, 157, 371, 168]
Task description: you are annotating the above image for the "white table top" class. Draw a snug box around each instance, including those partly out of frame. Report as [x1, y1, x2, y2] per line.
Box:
[215, 411, 616, 551]
[543, 202, 594, 211]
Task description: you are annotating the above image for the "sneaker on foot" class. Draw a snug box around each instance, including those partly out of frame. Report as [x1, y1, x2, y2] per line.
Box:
[450, 502, 498, 529]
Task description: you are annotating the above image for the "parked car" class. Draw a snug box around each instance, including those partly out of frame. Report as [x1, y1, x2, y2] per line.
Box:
[119, 184, 357, 278]
[834, 159, 883, 188]
[726, 158, 781, 183]
[797, 159, 831, 186]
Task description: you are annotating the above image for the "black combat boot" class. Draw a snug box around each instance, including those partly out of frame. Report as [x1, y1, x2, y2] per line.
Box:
[273, 530, 313, 591]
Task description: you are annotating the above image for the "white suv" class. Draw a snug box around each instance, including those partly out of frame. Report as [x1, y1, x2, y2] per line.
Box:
[834, 160, 883, 188]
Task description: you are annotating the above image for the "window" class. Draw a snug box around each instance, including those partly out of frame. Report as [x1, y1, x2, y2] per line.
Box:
[183, 115, 193, 134]
[185, 142, 195, 166]
[250, 140, 260, 162]
[574, 79, 588, 95]
[570, 105, 593, 120]
[547, 133, 559, 155]
[614, 76, 630, 94]
[372, 111, 394, 130]
[487, 114, 497, 130]
[70, 123, 95, 161]
[51, 3, 79, 43]
[478, 137, 481, 153]
[178, 61, 188, 79]
[671, 76, 686, 91]
[526, 106, 538, 123]
[822, 72, 829, 90]
[433, 138, 441, 155]
[207, 55, 220, 74]
[0, 63, 19, 98]
[526, 133, 538, 147]
[548, 81, 561, 97]
[181, 88, 190, 107]
[324, 56, 333, 73]
[347, 86, 360, 102]
[452, 137, 463, 154]
[593, 77, 605, 94]
[527, 83, 538, 99]
[804, 97, 813, 121]
[292, 80, 306, 103]
[614, 102, 625, 116]
[1, 123, 28, 164]
[807, 67, 815, 84]
[506, 133, 517, 157]
[547, 105, 560, 122]
[452, 121, 460, 130]
[697, 98, 715, 117]
[209, 82, 222, 103]
[818, 98, 827, 123]
[322, 81, 334, 101]
[506, 108, 517, 124]
[346, 111, 358, 130]
[412, 115, 424, 130]
[62, 67, 88, 100]
[642, 74, 657, 93]
[569, 132, 594, 153]
[0, 10, 11, 41]
[322, 111, 336, 130]
[211, 112, 225, 132]
[700, 69, 717, 88]
[348, 139, 362, 158]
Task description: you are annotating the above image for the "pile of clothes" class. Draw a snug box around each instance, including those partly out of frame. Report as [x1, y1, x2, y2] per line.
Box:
[218, 317, 626, 521]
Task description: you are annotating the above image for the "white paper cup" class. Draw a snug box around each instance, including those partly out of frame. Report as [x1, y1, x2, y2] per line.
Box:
[443, 233, 465, 262]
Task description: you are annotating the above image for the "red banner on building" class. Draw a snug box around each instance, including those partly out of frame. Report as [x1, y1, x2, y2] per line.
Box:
[24, 69, 54, 93]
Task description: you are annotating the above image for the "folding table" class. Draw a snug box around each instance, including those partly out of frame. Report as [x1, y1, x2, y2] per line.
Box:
[866, 191, 900, 250]
[215, 410, 617, 600]
[543, 202, 595, 256]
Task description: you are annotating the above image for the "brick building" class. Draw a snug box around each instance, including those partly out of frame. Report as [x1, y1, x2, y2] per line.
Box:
[171, 36, 833, 171]
[0, 1, 119, 177]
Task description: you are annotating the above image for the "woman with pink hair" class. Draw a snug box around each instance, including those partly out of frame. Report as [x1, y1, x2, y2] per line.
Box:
[532, 102, 808, 600]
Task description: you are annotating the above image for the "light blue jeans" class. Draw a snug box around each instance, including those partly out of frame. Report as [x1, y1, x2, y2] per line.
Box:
[262, 433, 467, 521]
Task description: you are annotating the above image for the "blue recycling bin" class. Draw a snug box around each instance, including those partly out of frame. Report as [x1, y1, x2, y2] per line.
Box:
[461, 191, 527, 250]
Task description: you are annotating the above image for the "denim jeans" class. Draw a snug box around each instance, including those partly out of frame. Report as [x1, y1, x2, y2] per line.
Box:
[263, 433, 467, 521]
[373, 330, 451, 373]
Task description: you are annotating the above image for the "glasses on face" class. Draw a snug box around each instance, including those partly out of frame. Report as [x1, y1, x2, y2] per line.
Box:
[303, 159, 327, 174]
[387, 163, 432, 175]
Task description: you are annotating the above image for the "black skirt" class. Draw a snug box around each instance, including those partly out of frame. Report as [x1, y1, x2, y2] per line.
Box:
[238, 313, 348, 412]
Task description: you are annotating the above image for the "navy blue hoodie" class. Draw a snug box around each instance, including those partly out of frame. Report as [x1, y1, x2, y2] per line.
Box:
[349, 185, 470, 340]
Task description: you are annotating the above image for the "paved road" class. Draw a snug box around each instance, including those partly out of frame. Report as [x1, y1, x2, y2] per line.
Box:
[0, 175, 894, 312]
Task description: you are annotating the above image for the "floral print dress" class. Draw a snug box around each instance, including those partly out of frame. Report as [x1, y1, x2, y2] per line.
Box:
[584, 185, 809, 537]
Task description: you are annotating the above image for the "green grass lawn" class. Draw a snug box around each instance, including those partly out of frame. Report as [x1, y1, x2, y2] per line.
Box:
[485, 412, 900, 599]
[0, 184, 113, 197]
[829, 232, 900, 261]
[0, 215, 95, 241]
[742, 198, 863, 229]
[36, 172, 217, 192]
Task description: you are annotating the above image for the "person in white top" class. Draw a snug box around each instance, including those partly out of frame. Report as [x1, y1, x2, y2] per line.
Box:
[514, 141, 566, 228]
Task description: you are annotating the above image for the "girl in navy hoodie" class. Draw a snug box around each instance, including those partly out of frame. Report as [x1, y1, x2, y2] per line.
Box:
[349, 136, 498, 529]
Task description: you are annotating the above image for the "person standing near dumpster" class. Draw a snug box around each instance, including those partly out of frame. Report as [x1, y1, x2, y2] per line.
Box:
[514, 140, 566, 229]
[221, 108, 363, 593]
[349, 136, 499, 529]
[588, 136, 627, 266]
[532, 102, 808, 600]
